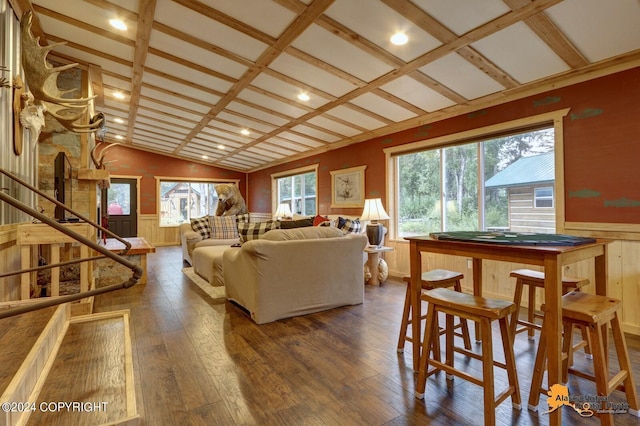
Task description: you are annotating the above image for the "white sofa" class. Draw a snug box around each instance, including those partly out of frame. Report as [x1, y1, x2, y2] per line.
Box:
[223, 226, 368, 324]
[179, 222, 238, 265]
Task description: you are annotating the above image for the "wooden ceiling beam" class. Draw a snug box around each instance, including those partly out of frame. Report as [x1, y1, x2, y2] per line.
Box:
[125, 0, 156, 144]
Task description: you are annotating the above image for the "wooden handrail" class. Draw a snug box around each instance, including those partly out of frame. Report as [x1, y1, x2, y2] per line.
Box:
[0, 167, 142, 319]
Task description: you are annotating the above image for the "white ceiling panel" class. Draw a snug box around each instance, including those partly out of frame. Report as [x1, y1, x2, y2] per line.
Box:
[225, 102, 290, 127]
[324, 105, 387, 130]
[198, 0, 296, 38]
[290, 125, 341, 143]
[380, 76, 456, 112]
[419, 52, 505, 100]
[154, 1, 267, 61]
[214, 112, 278, 134]
[411, 0, 510, 36]
[140, 87, 211, 114]
[292, 24, 394, 82]
[546, 0, 640, 63]
[144, 54, 234, 94]
[306, 115, 361, 137]
[237, 89, 308, 119]
[149, 30, 248, 79]
[324, 0, 442, 62]
[471, 22, 570, 84]
[251, 73, 331, 109]
[277, 132, 326, 148]
[265, 138, 311, 153]
[137, 98, 204, 122]
[349, 93, 417, 122]
[142, 73, 221, 105]
[268, 53, 357, 97]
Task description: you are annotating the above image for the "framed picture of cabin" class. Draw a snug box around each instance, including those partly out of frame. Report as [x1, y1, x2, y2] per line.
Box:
[330, 165, 366, 208]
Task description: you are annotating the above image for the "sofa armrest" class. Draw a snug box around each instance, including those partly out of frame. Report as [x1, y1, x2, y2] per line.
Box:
[180, 223, 203, 265]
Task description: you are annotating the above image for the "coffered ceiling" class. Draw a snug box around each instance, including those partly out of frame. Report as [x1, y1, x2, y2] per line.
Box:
[15, 0, 640, 171]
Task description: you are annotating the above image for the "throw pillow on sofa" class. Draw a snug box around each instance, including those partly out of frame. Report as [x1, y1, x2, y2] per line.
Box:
[339, 217, 362, 234]
[238, 220, 278, 243]
[190, 216, 210, 239]
[209, 215, 239, 239]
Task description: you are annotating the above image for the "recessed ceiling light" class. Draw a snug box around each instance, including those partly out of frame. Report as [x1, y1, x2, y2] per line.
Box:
[113, 91, 125, 99]
[109, 19, 127, 31]
[390, 32, 408, 46]
[217, 144, 225, 150]
[297, 93, 310, 102]
[202, 155, 209, 159]
[240, 129, 250, 136]
[114, 118, 124, 124]
[115, 135, 124, 140]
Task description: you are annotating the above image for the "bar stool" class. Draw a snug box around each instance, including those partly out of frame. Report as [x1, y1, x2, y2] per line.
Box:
[528, 292, 639, 423]
[397, 270, 471, 354]
[510, 269, 591, 360]
[415, 288, 521, 425]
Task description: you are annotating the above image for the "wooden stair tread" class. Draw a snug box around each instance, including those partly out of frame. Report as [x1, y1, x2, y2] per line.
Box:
[0, 306, 58, 394]
[26, 314, 135, 426]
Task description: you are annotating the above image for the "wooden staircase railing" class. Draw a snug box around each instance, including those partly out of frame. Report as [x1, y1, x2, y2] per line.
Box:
[0, 167, 142, 319]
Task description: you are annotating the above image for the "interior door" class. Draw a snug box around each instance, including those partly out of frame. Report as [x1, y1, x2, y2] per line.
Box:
[102, 178, 137, 238]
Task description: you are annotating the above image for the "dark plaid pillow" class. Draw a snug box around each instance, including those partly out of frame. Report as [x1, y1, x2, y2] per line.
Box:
[190, 216, 210, 239]
[235, 213, 250, 224]
[340, 218, 362, 234]
[238, 220, 278, 243]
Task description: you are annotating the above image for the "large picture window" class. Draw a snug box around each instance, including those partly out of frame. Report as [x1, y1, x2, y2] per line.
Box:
[394, 127, 556, 237]
[272, 165, 318, 216]
[158, 179, 236, 226]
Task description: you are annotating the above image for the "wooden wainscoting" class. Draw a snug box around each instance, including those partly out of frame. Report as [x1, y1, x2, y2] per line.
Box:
[385, 238, 640, 336]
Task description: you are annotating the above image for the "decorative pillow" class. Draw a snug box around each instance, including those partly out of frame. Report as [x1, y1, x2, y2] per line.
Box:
[238, 220, 278, 243]
[313, 215, 330, 226]
[235, 213, 250, 224]
[190, 216, 210, 239]
[209, 215, 239, 239]
[340, 218, 362, 234]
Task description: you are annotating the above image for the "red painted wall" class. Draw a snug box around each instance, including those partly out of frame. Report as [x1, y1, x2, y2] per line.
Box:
[103, 145, 246, 215]
[248, 67, 640, 225]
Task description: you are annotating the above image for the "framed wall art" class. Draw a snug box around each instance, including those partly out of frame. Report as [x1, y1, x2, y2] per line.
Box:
[330, 165, 366, 208]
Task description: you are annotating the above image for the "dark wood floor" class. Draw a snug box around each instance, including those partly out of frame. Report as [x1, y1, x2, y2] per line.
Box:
[94, 245, 640, 425]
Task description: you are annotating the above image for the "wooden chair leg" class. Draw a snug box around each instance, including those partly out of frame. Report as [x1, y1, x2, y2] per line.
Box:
[527, 284, 537, 340]
[499, 316, 521, 409]
[528, 325, 547, 411]
[588, 322, 615, 425]
[397, 286, 411, 352]
[445, 313, 455, 381]
[481, 318, 496, 425]
[610, 313, 640, 415]
[415, 304, 438, 399]
[561, 322, 573, 384]
[453, 281, 472, 350]
[510, 278, 524, 338]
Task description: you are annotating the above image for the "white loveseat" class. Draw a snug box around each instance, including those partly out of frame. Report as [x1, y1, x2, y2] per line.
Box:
[223, 226, 368, 324]
[179, 222, 238, 265]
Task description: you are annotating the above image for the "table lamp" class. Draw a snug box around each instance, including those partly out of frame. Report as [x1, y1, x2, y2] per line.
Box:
[274, 203, 292, 220]
[360, 198, 390, 247]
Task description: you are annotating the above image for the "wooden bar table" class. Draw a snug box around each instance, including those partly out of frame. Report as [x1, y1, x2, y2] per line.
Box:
[405, 233, 608, 426]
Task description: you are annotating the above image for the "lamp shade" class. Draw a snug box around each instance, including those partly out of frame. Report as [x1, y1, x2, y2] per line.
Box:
[360, 198, 390, 222]
[360, 198, 389, 247]
[274, 203, 292, 219]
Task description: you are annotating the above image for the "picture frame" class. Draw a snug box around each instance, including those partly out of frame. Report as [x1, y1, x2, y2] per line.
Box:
[330, 165, 366, 208]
